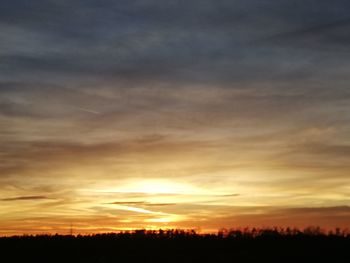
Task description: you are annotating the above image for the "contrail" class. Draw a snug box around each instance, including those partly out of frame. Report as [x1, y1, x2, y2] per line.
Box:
[75, 107, 100, 115]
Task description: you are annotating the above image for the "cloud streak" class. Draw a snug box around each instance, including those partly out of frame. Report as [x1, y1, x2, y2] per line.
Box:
[1, 195, 49, 201]
[109, 201, 176, 207]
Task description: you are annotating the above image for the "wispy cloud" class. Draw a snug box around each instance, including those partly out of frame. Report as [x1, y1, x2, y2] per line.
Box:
[74, 107, 100, 115]
[108, 201, 176, 207]
[1, 195, 49, 201]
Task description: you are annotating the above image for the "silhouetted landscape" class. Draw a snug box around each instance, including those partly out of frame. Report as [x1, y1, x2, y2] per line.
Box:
[1, 228, 349, 263]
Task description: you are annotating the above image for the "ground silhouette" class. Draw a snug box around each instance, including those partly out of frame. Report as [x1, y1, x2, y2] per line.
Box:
[0, 227, 349, 262]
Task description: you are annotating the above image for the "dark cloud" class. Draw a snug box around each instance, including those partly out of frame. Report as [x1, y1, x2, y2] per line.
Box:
[109, 201, 176, 206]
[109, 201, 146, 205]
[175, 206, 350, 230]
[218, 194, 240, 197]
[257, 18, 350, 51]
[2, 0, 350, 84]
[1, 195, 48, 201]
[0, 138, 214, 175]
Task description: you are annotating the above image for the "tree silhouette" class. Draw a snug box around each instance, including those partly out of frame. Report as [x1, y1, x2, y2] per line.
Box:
[0, 227, 349, 263]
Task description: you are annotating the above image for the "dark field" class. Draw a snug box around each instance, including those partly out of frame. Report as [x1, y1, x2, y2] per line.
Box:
[1, 228, 349, 263]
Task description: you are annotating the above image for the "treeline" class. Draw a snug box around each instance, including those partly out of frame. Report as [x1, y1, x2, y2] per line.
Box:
[1, 228, 349, 263]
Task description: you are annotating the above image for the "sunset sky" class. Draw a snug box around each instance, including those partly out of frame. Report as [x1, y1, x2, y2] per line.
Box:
[1, 0, 350, 235]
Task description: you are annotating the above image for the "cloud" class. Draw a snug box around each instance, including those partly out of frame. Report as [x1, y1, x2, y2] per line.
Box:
[1, 0, 350, 85]
[109, 201, 176, 207]
[1, 195, 49, 201]
[218, 194, 240, 197]
[0, 0, 350, 234]
[173, 205, 350, 230]
[258, 18, 350, 51]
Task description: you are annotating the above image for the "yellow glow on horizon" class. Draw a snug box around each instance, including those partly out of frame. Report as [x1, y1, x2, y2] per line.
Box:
[145, 214, 184, 223]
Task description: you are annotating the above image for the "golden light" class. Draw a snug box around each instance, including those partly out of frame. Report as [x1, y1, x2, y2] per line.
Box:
[98, 179, 200, 195]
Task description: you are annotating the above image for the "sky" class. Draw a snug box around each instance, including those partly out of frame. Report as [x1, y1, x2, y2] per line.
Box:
[1, 0, 350, 235]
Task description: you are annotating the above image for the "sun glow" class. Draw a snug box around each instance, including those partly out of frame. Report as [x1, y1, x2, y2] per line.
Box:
[99, 180, 199, 195]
